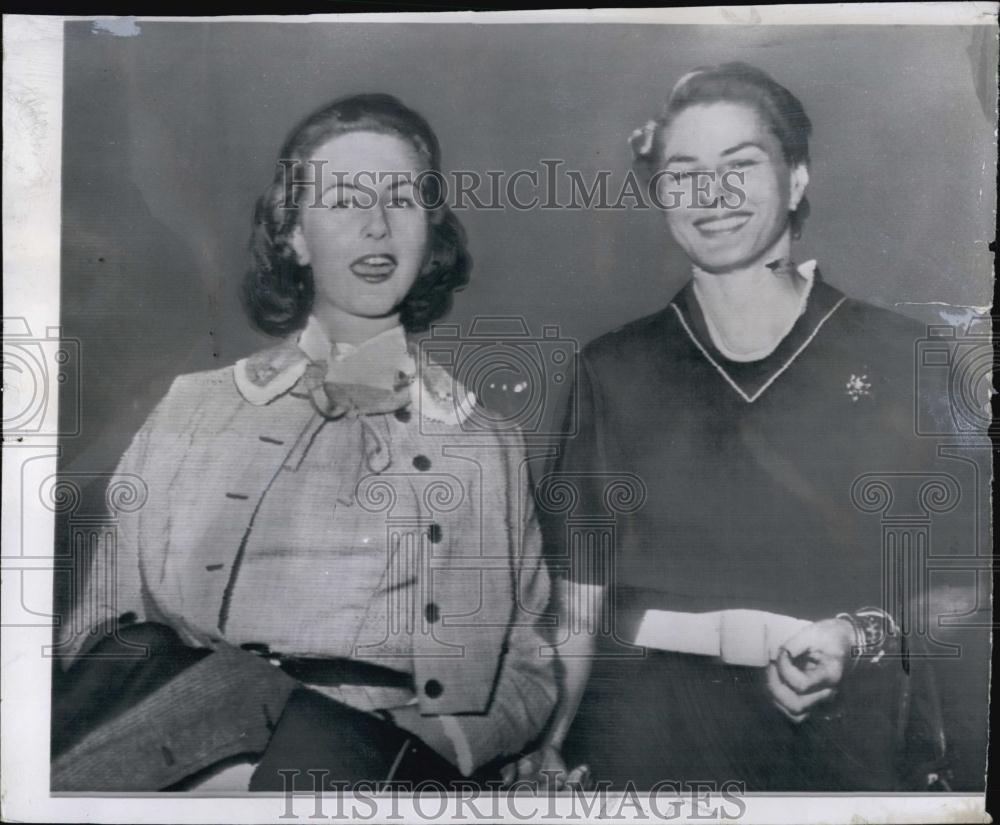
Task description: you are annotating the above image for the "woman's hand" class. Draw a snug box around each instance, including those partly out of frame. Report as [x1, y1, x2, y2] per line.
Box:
[765, 617, 855, 723]
[499, 743, 590, 790]
[496, 579, 601, 790]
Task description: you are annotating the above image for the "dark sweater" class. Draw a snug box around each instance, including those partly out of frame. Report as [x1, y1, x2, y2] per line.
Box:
[544, 276, 977, 633]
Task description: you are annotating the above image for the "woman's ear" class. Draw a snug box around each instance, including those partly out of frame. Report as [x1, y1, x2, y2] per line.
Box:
[788, 164, 810, 211]
[286, 226, 311, 266]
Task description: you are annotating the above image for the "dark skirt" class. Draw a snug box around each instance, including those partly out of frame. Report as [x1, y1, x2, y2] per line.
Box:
[51, 622, 461, 791]
[561, 648, 939, 792]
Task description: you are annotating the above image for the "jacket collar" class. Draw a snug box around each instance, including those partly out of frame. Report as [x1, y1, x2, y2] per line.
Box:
[233, 316, 476, 426]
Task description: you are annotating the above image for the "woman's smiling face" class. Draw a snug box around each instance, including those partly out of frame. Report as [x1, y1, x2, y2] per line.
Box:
[289, 130, 429, 322]
[658, 102, 808, 273]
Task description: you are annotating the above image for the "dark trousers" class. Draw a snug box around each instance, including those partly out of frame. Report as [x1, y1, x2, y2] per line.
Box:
[562, 649, 922, 792]
[51, 622, 461, 791]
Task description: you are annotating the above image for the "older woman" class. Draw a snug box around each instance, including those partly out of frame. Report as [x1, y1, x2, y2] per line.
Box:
[527, 62, 955, 791]
[52, 94, 555, 791]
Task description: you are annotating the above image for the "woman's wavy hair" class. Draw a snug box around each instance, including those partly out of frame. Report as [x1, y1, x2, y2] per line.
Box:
[244, 93, 471, 336]
[632, 62, 813, 238]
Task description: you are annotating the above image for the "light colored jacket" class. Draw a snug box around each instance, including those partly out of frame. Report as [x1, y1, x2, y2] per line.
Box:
[62, 328, 556, 772]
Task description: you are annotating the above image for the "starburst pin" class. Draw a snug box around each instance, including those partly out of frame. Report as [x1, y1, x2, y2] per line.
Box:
[846, 373, 871, 402]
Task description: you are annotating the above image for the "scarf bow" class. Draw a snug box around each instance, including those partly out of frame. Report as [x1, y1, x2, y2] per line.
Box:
[298, 332, 416, 476]
[305, 363, 413, 420]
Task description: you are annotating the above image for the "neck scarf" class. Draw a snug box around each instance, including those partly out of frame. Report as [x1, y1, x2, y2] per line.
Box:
[296, 322, 415, 474]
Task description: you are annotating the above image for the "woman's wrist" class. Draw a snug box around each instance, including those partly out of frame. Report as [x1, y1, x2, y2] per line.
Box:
[834, 613, 865, 668]
[836, 607, 901, 668]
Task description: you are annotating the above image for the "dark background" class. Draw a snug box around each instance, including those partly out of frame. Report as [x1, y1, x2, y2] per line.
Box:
[60, 20, 995, 476]
[58, 20, 994, 789]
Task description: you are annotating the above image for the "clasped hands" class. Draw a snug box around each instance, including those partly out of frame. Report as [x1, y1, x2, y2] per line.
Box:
[499, 742, 590, 790]
[765, 617, 855, 723]
[503, 617, 855, 785]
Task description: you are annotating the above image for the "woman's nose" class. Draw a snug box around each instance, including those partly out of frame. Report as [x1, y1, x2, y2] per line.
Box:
[707, 169, 726, 206]
[362, 200, 390, 239]
[685, 170, 725, 210]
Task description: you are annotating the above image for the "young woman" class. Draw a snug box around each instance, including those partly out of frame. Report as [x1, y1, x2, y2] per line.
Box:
[526, 63, 955, 791]
[52, 94, 555, 791]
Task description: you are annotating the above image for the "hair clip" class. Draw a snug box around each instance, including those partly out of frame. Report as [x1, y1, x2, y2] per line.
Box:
[629, 119, 658, 159]
[669, 69, 702, 100]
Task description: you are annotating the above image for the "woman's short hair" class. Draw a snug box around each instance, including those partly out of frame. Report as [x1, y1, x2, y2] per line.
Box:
[632, 62, 813, 238]
[244, 93, 471, 336]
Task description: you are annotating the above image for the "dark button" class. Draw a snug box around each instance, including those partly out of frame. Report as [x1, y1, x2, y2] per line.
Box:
[240, 642, 271, 656]
[424, 602, 441, 624]
[118, 611, 138, 626]
[427, 523, 443, 544]
[412, 455, 431, 472]
[424, 679, 443, 699]
[394, 408, 412, 423]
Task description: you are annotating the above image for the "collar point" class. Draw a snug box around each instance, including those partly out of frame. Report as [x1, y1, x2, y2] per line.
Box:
[233, 346, 309, 405]
[410, 365, 476, 427]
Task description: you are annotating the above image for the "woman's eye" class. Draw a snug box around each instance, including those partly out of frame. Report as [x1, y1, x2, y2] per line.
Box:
[328, 191, 375, 209]
[390, 196, 416, 208]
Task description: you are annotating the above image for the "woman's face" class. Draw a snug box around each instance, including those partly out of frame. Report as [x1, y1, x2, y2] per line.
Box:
[289, 130, 429, 321]
[657, 101, 808, 272]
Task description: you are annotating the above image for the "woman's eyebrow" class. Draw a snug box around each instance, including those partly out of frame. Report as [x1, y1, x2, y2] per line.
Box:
[321, 180, 357, 196]
[721, 141, 766, 157]
[663, 153, 699, 166]
[388, 177, 415, 192]
[321, 177, 414, 196]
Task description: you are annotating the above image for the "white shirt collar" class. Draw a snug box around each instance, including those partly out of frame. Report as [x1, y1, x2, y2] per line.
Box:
[297, 315, 410, 365]
[234, 317, 410, 406]
[233, 316, 477, 426]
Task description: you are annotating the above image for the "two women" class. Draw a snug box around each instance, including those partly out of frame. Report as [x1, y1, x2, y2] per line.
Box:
[53, 94, 555, 790]
[56, 64, 954, 794]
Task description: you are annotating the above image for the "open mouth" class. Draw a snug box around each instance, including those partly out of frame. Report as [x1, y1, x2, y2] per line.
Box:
[349, 254, 397, 282]
[694, 213, 752, 236]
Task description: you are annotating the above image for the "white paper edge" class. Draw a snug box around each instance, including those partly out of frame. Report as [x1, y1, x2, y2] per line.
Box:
[26, 4, 1000, 25]
[1, 10, 992, 824]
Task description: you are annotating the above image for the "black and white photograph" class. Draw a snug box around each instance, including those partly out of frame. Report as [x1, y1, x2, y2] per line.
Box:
[1, 7, 995, 823]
